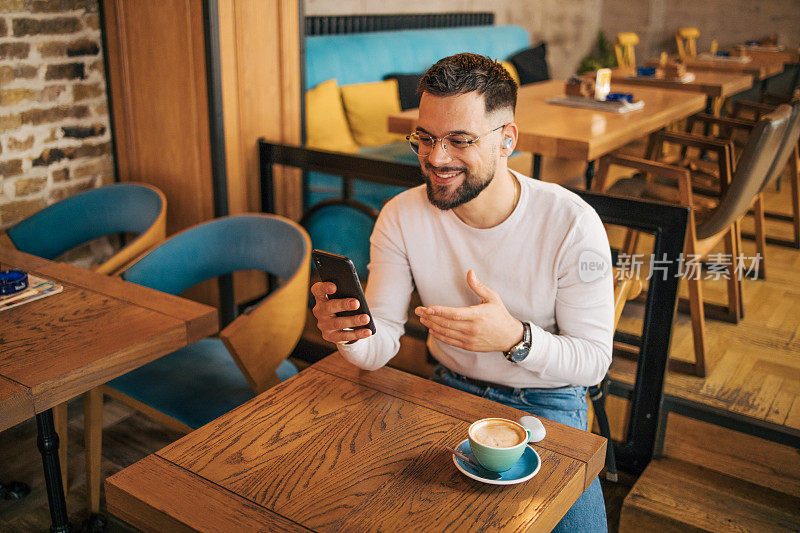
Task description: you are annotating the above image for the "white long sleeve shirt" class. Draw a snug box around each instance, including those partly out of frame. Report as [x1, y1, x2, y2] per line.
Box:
[338, 170, 614, 388]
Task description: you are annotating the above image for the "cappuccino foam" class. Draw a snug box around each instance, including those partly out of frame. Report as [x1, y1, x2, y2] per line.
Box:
[471, 419, 525, 448]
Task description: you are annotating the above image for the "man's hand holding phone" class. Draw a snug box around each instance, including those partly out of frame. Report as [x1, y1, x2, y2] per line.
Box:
[311, 282, 374, 344]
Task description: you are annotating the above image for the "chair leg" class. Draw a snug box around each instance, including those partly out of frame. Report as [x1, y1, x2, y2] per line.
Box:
[686, 276, 709, 378]
[752, 194, 767, 280]
[723, 228, 743, 322]
[791, 148, 800, 247]
[84, 388, 103, 515]
[52, 401, 68, 493]
[735, 218, 745, 319]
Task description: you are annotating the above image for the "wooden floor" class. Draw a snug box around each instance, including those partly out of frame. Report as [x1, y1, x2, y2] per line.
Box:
[610, 178, 800, 434]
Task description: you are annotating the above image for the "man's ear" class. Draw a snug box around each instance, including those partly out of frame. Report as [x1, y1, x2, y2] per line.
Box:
[500, 122, 518, 156]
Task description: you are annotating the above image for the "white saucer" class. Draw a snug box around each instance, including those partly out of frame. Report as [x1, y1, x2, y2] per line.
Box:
[452, 439, 541, 486]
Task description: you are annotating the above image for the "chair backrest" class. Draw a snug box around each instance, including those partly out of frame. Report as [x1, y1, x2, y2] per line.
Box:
[122, 214, 311, 392]
[300, 199, 378, 280]
[615, 32, 639, 70]
[3, 182, 166, 275]
[760, 99, 800, 191]
[676, 27, 700, 59]
[697, 105, 792, 240]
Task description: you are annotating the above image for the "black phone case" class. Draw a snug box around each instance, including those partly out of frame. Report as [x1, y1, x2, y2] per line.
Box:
[312, 250, 376, 334]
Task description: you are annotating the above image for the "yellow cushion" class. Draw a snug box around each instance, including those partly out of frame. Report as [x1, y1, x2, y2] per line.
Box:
[340, 80, 407, 147]
[305, 79, 359, 153]
[500, 61, 520, 86]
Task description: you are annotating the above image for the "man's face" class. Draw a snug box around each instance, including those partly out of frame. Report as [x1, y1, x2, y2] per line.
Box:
[415, 92, 503, 210]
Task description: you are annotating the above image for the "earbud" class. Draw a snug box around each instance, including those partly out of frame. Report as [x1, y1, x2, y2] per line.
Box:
[503, 138, 513, 149]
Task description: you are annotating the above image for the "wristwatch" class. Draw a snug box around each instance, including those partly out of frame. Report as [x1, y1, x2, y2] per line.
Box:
[504, 321, 532, 363]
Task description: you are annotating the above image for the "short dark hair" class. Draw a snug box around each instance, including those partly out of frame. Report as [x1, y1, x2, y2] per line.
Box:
[417, 53, 517, 115]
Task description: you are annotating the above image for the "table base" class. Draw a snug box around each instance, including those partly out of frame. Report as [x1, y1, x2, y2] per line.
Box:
[36, 409, 72, 533]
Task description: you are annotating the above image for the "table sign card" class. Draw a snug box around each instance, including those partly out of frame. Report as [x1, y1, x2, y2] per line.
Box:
[595, 68, 611, 100]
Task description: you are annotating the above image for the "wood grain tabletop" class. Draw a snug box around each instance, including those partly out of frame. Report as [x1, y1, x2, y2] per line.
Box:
[646, 56, 785, 80]
[0, 247, 218, 429]
[389, 80, 706, 161]
[597, 68, 754, 98]
[106, 353, 607, 532]
[731, 46, 800, 65]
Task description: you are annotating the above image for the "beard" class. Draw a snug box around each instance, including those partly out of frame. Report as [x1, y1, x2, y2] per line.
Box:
[422, 158, 496, 210]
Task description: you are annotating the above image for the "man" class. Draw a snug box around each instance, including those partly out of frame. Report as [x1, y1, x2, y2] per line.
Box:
[311, 53, 613, 532]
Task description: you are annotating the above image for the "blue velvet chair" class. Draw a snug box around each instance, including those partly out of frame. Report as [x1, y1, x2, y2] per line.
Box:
[83, 214, 311, 513]
[301, 198, 378, 279]
[1, 182, 167, 275]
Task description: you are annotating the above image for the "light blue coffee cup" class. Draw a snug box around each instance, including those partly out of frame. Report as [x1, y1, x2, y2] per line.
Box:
[468, 418, 531, 472]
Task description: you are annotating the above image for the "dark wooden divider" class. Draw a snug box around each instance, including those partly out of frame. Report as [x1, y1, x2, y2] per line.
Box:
[259, 140, 689, 475]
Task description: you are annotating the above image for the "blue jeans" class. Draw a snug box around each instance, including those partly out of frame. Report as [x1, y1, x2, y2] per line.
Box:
[433, 365, 608, 533]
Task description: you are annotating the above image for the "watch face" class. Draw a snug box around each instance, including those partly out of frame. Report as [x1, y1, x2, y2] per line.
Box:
[506, 322, 532, 363]
[509, 346, 530, 363]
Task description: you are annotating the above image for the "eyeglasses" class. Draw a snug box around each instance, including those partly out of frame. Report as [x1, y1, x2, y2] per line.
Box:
[407, 124, 507, 156]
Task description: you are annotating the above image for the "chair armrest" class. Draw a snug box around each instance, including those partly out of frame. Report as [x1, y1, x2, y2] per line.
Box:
[687, 113, 756, 132]
[653, 130, 732, 152]
[600, 154, 695, 209]
[760, 92, 793, 105]
[603, 154, 691, 183]
[220, 253, 311, 393]
[731, 100, 775, 119]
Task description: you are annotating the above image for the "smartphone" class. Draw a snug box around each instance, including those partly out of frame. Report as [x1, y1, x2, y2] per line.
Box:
[312, 250, 376, 334]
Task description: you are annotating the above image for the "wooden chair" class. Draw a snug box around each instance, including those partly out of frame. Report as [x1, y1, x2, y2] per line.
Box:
[729, 99, 800, 248]
[82, 214, 310, 515]
[300, 198, 378, 280]
[0, 182, 166, 494]
[676, 27, 700, 60]
[614, 32, 640, 70]
[594, 106, 792, 376]
[654, 98, 800, 276]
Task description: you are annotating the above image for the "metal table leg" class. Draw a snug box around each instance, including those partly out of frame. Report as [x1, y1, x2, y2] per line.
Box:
[532, 153, 542, 179]
[584, 160, 596, 190]
[36, 409, 72, 533]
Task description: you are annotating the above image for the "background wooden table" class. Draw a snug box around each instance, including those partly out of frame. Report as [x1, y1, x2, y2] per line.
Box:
[0, 247, 218, 531]
[390, 80, 706, 162]
[647, 56, 785, 81]
[601, 69, 753, 99]
[389, 80, 705, 186]
[731, 46, 800, 66]
[106, 353, 607, 532]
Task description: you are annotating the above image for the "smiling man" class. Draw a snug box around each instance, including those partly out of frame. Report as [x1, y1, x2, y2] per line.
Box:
[311, 53, 613, 531]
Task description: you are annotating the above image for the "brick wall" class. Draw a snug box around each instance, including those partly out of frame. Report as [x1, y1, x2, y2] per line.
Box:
[0, 0, 113, 236]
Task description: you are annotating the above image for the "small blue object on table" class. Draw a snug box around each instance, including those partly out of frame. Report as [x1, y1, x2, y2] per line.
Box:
[636, 66, 656, 77]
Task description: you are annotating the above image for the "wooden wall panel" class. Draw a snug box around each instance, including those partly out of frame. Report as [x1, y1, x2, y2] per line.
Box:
[104, 0, 302, 306]
[103, 0, 215, 235]
[218, 0, 302, 220]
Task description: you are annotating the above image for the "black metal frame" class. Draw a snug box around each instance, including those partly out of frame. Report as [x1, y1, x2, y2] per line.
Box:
[572, 190, 688, 473]
[259, 141, 689, 474]
[305, 12, 494, 36]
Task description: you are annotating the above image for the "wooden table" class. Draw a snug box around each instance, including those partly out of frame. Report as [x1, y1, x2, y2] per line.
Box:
[585, 68, 753, 118]
[106, 353, 607, 532]
[646, 55, 785, 87]
[0, 247, 218, 532]
[731, 46, 800, 66]
[606, 68, 751, 100]
[389, 80, 706, 185]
